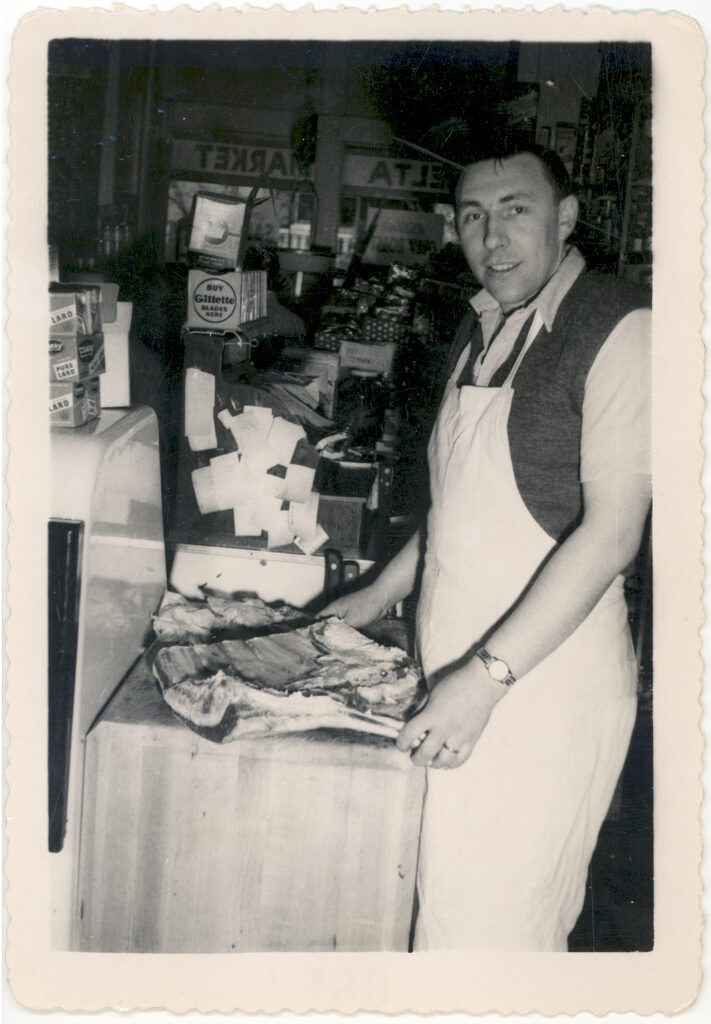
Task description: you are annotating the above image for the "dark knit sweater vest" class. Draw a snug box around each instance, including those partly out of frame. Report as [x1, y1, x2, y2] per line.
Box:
[445, 271, 651, 541]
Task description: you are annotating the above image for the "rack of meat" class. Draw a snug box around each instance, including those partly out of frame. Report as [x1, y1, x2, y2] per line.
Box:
[152, 589, 312, 643]
[151, 592, 427, 742]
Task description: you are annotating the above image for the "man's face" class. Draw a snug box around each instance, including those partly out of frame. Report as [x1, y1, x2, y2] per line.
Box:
[455, 152, 578, 312]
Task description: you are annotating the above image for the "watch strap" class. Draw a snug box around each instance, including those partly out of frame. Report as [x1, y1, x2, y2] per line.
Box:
[475, 647, 517, 687]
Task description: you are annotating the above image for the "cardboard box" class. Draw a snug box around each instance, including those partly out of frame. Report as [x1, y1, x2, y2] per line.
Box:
[49, 332, 105, 382]
[189, 191, 249, 271]
[338, 340, 397, 377]
[49, 378, 101, 427]
[49, 284, 102, 337]
[100, 301, 132, 407]
[186, 270, 267, 331]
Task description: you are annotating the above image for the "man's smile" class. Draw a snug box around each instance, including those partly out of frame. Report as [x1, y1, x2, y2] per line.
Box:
[487, 261, 520, 274]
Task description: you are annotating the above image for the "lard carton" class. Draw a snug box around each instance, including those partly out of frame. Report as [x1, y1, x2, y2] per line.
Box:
[49, 284, 102, 337]
[49, 378, 101, 427]
[49, 333, 105, 382]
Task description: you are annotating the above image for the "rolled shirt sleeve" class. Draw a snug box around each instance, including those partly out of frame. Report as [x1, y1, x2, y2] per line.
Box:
[580, 308, 652, 483]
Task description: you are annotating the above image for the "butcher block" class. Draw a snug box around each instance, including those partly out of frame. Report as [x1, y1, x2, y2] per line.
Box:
[75, 650, 426, 953]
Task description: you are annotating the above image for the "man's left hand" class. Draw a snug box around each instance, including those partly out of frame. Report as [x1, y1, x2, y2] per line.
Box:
[396, 662, 507, 770]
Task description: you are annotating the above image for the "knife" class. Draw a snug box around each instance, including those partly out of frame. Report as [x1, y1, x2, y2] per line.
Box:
[323, 550, 361, 602]
[324, 548, 344, 602]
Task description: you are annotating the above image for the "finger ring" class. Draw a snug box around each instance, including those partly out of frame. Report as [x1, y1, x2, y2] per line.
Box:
[443, 742, 460, 754]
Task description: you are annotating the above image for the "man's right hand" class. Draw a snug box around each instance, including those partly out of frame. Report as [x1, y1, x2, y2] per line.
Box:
[317, 583, 391, 629]
[317, 525, 423, 630]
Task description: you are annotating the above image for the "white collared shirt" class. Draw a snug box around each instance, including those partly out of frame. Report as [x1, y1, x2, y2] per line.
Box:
[466, 246, 651, 482]
[469, 247, 586, 386]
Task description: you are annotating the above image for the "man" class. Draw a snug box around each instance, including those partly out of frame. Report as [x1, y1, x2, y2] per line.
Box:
[321, 140, 651, 951]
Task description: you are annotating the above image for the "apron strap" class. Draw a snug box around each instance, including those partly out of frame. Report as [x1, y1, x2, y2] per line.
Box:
[456, 313, 510, 387]
[486, 310, 538, 387]
[444, 310, 482, 387]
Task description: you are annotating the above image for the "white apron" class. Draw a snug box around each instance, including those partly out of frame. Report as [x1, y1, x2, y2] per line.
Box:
[414, 340, 638, 951]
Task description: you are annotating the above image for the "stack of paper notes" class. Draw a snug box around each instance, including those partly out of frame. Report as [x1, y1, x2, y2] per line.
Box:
[185, 371, 327, 553]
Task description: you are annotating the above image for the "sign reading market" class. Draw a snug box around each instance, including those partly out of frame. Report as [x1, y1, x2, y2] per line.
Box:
[170, 138, 310, 182]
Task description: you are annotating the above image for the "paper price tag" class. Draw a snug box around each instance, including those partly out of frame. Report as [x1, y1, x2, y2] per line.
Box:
[230, 410, 268, 452]
[243, 405, 274, 431]
[185, 368, 216, 436]
[288, 491, 319, 537]
[266, 511, 294, 550]
[295, 524, 329, 556]
[233, 502, 261, 537]
[208, 451, 242, 510]
[266, 416, 306, 466]
[283, 463, 315, 503]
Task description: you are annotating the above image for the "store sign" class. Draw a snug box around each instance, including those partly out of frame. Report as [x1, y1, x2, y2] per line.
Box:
[343, 153, 448, 194]
[363, 209, 445, 265]
[170, 139, 309, 181]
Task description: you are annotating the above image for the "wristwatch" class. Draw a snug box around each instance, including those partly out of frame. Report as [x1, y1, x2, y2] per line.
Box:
[475, 647, 517, 687]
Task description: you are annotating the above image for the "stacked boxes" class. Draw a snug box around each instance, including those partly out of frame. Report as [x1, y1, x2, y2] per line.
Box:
[49, 378, 101, 427]
[49, 283, 105, 427]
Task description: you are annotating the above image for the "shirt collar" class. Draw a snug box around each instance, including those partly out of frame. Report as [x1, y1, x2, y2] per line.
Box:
[469, 246, 586, 331]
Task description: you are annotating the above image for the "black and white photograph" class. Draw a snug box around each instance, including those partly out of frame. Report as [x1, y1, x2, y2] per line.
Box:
[4, 1, 706, 1018]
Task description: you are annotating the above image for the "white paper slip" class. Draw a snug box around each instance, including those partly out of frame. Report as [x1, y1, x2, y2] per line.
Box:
[233, 501, 262, 537]
[266, 511, 294, 550]
[266, 415, 306, 466]
[243, 404, 274, 431]
[242, 446, 275, 476]
[188, 429, 218, 452]
[217, 408, 234, 430]
[288, 491, 319, 538]
[209, 451, 241, 509]
[192, 465, 223, 515]
[232, 460, 258, 507]
[295, 524, 329, 556]
[264, 471, 287, 500]
[210, 450, 241, 473]
[230, 409, 268, 452]
[257, 495, 288, 524]
[283, 463, 316, 504]
[185, 367, 216, 439]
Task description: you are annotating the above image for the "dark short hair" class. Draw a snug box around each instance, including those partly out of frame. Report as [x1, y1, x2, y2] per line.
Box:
[456, 138, 574, 201]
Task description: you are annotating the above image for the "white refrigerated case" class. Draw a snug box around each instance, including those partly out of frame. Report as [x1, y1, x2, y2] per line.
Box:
[48, 406, 166, 949]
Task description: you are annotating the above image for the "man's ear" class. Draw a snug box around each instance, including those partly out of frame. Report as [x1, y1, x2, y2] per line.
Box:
[558, 194, 579, 241]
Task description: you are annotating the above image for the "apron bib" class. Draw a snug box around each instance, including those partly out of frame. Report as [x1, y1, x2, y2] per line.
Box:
[414, 342, 638, 951]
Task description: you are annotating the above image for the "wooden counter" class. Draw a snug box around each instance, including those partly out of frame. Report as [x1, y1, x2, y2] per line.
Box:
[75, 652, 425, 953]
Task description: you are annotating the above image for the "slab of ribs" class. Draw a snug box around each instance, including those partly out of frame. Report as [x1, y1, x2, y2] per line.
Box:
[151, 592, 426, 742]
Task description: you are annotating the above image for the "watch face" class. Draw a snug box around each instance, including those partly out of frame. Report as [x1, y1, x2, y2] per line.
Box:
[489, 659, 510, 682]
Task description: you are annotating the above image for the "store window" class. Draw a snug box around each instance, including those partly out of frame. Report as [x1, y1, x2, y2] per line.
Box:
[337, 147, 452, 270]
[337, 195, 447, 268]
